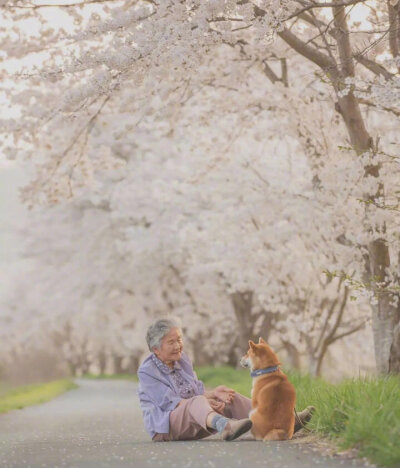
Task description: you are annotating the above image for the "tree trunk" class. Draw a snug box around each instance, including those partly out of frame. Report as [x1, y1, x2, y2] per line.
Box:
[98, 351, 107, 374]
[339, 100, 399, 373]
[308, 354, 319, 378]
[125, 355, 139, 374]
[282, 341, 301, 370]
[334, 93, 372, 152]
[255, 311, 274, 342]
[278, 0, 400, 374]
[389, 324, 400, 373]
[314, 345, 328, 378]
[322, 88, 399, 374]
[66, 359, 77, 376]
[226, 345, 240, 367]
[333, 0, 400, 375]
[190, 334, 214, 366]
[230, 291, 256, 363]
[114, 356, 124, 374]
[368, 240, 400, 373]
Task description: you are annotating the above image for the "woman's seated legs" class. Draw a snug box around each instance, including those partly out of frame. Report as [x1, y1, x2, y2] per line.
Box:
[154, 393, 253, 442]
[168, 395, 216, 441]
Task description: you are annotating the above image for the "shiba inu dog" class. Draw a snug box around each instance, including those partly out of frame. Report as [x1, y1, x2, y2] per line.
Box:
[240, 337, 296, 441]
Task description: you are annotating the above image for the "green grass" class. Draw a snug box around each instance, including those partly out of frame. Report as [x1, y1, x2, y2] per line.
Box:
[195, 365, 251, 397]
[195, 366, 400, 467]
[0, 379, 77, 414]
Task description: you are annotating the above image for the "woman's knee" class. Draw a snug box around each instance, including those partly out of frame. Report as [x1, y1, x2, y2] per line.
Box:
[233, 392, 251, 405]
[188, 395, 209, 407]
[170, 395, 214, 437]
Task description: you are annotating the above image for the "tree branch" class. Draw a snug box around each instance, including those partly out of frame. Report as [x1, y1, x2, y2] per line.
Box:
[329, 320, 366, 343]
[332, 0, 355, 77]
[44, 94, 110, 187]
[314, 297, 338, 354]
[262, 60, 280, 84]
[358, 97, 400, 117]
[387, 0, 399, 59]
[298, 10, 394, 80]
[354, 54, 395, 80]
[287, 0, 368, 21]
[278, 27, 338, 74]
[326, 286, 350, 344]
[387, 0, 400, 73]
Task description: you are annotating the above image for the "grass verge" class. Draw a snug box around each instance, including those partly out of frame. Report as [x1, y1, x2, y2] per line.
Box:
[195, 366, 400, 467]
[0, 379, 77, 414]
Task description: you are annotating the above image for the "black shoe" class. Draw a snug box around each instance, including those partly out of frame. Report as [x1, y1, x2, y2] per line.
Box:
[221, 418, 253, 441]
[294, 406, 315, 433]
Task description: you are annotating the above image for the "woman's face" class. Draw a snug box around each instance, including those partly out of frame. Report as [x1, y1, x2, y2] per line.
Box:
[154, 327, 184, 365]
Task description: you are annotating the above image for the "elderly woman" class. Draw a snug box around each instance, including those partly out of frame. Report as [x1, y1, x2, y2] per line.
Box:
[138, 318, 313, 442]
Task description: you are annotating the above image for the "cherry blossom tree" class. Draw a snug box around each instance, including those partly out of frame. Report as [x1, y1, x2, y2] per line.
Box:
[1, 0, 399, 375]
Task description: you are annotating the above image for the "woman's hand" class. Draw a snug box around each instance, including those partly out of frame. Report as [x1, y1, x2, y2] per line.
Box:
[213, 385, 235, 404]
[207, 398, 225, 414]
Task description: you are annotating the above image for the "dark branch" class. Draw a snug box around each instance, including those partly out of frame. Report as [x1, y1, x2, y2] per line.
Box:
[354, 54, 395, 80]
[287, 0, 369, 21]
[329, 321, 366, 343]
[278, 27, 338, 74]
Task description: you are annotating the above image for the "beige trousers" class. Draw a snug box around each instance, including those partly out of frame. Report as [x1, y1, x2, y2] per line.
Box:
[153, 393, 252, 442]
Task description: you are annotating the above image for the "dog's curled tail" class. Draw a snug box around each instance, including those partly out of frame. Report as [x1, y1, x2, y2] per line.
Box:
[263, 429, 289, 441]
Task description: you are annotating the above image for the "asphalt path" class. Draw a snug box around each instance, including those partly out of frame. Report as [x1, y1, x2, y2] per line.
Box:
[0, 379, 372, 468]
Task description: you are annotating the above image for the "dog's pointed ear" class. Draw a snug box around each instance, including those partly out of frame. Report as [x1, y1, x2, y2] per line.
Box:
[258, 337, 267, 345]
[248, 340, 256, 350]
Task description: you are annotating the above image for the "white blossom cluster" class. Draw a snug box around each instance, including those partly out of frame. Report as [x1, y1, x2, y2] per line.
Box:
[1, 0, 398, 376]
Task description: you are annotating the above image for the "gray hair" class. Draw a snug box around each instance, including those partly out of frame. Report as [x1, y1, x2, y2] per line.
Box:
[146, 317, 182, 351]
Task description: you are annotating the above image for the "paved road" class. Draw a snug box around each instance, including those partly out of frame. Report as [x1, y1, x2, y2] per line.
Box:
[0, 379, 371, 468]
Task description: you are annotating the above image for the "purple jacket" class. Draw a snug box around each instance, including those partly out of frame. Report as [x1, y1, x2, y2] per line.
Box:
[137, 352, 205, 438]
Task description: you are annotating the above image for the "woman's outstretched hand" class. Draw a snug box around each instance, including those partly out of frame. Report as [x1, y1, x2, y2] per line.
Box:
[213, 385, 235, 404]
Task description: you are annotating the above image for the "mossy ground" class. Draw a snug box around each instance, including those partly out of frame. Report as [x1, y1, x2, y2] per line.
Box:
[0, 379, 77, 414]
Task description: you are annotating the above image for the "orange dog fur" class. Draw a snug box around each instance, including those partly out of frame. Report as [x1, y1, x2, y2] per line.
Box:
[240, 337, 296, 441]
